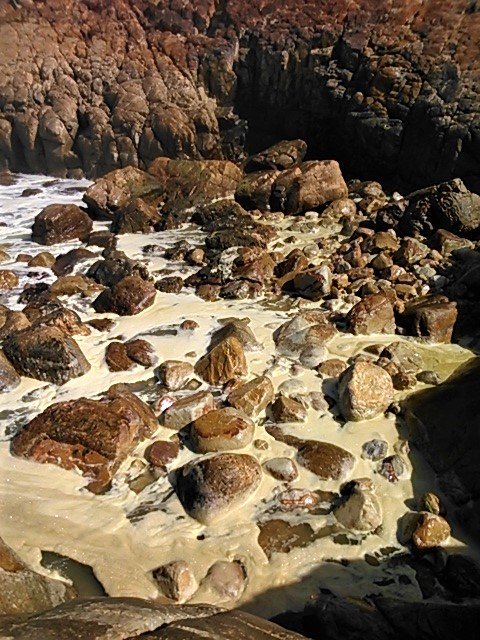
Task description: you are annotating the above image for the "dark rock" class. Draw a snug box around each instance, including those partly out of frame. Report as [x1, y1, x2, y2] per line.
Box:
[105, 342, 134, 372]
[155, 276, 183, 294]
[0, 349, 21, 392]
[400, 295, 458, 343]
[87, 257, 150, 287]
[245, 139, 307, 172]
[361, 439, 388, 461]
[31, 204, 92, 245]
[111, 197, 161, 234]
[347, 293, 395, 335]
[93, 276, 156, 316]
[52, 248, 95, 276]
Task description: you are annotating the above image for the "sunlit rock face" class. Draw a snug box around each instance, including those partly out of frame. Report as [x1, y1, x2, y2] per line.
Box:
[0, 0, 479, 188]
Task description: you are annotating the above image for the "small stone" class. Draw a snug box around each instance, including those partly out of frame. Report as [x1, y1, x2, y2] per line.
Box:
[153, 561, 198, 603]
[0, 270, 18, 289]
[419, 492, 442, 516]
[334, 479, 382, 532]
[156, 360, 194, 390]
[180, 319, 199, 331]
[228, 376, 274, 417]
[271, 395, 307, 423]
[155, 276, 183, 294]
[254, 439, 268, 450]
[201, 561, 246, 601]
[416, 370, 441, 385]
[264, 457, 298, 482]
[361, 439, 388, 461]
[318, 358, 348, 378]
[338, 361, 394, 421]
[145, 440, 180, 467]
[163, 391, 215, 430]
[412, 512, 451, 549]
[28, 252, 55, 268]
[191, 408, 254, 453]
[378, 455, 406, 482]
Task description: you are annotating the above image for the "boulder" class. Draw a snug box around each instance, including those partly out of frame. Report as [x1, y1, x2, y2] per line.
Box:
[50, 275, 103, 297]
[274, 311, 336, 359]
[411, 512, 451, 549]
[83, 166, 162, 219]
[52, 248, 96, 276]
[333, 479, 382, 532]
[0, 309, 31, 340]
[11, 387, 157, 493]
[0, 269, 19, 289]
[191, 407, 254, 453]
[400, 295, 458, 343]
[111, 197, 161, 234]
[153, 561, 198, 604]
[87, 256, 151, 287]
[227, 376, 274, 417]
[176, 453, 262, 524]
[93, 275, 156, 315]
[163, 391, 215, 430]
[195, 336, 247, 385]
[210, 319, 260, 352]
[245, 139, 307, 172]
[3, 325, 90, 385]
[347, 293, 396, 335]
[235, 170, 279, 210]
[156, 360, 194, 390]
[338, 362, 394, 421]
[0, 349, 21, 392]
[31, 203, 92, 245]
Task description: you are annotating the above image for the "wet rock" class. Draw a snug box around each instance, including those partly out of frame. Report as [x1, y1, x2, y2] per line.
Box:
[87, 256, 150, 287]
[201, 561, 246, 601]
[105, 342, 134, 372]
[211, 319, 260, 352]
[274, 311, 336, 359]
[125, 339, 155, 367]
[87, 230, 117, 250]
[195, 336, 247, 386]
[0, 349, 21, 392]
[274, 160, 348, 214]
[400, 295, 457, 343]
[180, 320, 199, 331]
[0, 309, 30, 340]
[163, 391, 215, 430]
[378, 455, 406, 483]
[12, 388, 157, 493]
[191, 407, 254, 453]
[145, 440, 179, 468]
[257, 519, 316, 558]
[347, 293, 395, 335]
[361, 439, 388, 461]
[264, 457, 298, 482]
[318, 358, 348, 378]
[271, 395, 307, 423]
[419, 492, 442, 516]
[52, 248, 95, 277]
[29, 306, 90, 337]
[227, 376, 274, 417]
[433, 229, 473, 255]
[296, 440, 355, 481]
[93, 276, 156, 316]
[83, 166, 162, 219]
[334, 479, 382, 532]
[156, 361, 194, 390]
[87, 318, 115, 332]
[245, 139, 307, 172]
[235, 170, 279, 210]
[153, 561, 198, 604]
[412, 512, 451, 549]
[276, 488, 325, 512]
[0, 536, 75, 616]
[416, 370, 440, 385]
[31, 203, 92, 245]
[111, 197, 161, 234]
[155, 276, 183, 294]
[3, 325, 90, 384]
[28, 251, 55, 268]
[288, 265, 332, 301]
[338, 362, 394, 421]
[380, 342, 423, 374]
[176, 453, 262, 524]
[0, 269, 18, 289]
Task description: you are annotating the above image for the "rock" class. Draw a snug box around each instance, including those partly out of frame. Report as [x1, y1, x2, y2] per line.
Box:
[200, 561, 246, 601]
[274, 311, 336, 359]
[88, 318, 115, 332]
[378, 455, 406, 482]
[393, 238, 429, 266]
[3, 325, 90, 384]
[257, 519, 317, 558]
[264, 457, 298, 482]
[191, 408, 254, 453]
[30, 306, 90, 337]
[288, 266, 332, 301]
[245, 140, 307, 172]
[412, 512, 451, 549]
[52, 248, 96, 276]
[145, 440, 179, 468]
[270, 395, 307, 423]
[273, 160, 348, 214]
[0, 536, 75, 616]
[416, 370, 441, 385]
[0, 349, 21, 392]
[296, 440, 355, 481]
[105, 342, 134, 372]
[195, 336, 247, 385]
[87, 256, 150, 287]
[0, 309, 30, 340]
[156, 276, 183, 294]
[210, 319, 260, 352]
[347, 294, 396, 335]
[163, 391, 215, 430]
[361, 439, 388, 461]
[156, 361, 194, 390]
[227, 376, 274, 417]
[420, 492, 442, 516]
[31, 204, 92, 245]
[334, 479, 382, 532]
[405, 358, 480, 537]
[400, 295, 458, 343]
[380, 342, 423, 374]
[11, 387, 157, 493]
[111, 197, 161, 234]
[275, 488, 326, 512]
[433, 229, 474, 255]
[125, 339, 155, 367]
[153, 561, 198, 604]
[235, 170, 279, 210]
[176, 453, 262, 525]
[28, 251, 55, 268]
[338, 362, 394, 421]
[318, 358, 348, 378]
[87, 230, 117, 250]
[93, 275, 156, 315]
[0, 269, 18, 289]
[83, 167, 162, 219]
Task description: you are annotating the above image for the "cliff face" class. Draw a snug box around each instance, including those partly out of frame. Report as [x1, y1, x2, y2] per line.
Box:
[0, 0, 479, 187]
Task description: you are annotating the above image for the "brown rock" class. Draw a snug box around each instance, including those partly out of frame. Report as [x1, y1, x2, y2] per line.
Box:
[347, 293, 396, 335]
[257, 519, 316, 558]
[191, 407, 254, 453]
[125, 339, 155, 367]
[163, 391, 215, 430]
[50, 275, 103, 297]
[156, 360, 194, 390]
[333, 479, 382, 532]
[0, 349, 21, 392]
[11, 388, 157, 493]
[401, 295, 458, 343]
[3, 325, 90, 385]
[176, 453, 262, 524]
[93, 275, 156, 316]
[155, 276, 183, 294]
[52, 248, 96, 277]
[105, 342, 133, 372]
[153, 561, 198, 603]
[296, 440, 355, 481]
[227, 376, 274, 417]
[28, 252, 55, 268]
[201, 561, 246, 601]
[271, 395, 307, 423]
[246, 139, 307, 172]
[0, 309, 31, 340]
[412, 512, 451, 549]
[145, 440, 179, 468]
[111, 197, 161, 234]
[338, 362, 394, 421]
[195, 336, 247, 385]
[31, 204, 92, 245]
[317, 358, 348, 378]
[263, 457, 298, 482]
[0, 269, 18, 289]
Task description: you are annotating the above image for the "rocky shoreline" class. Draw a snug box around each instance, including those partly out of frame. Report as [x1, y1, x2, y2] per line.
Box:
[0, 139, 480, 636]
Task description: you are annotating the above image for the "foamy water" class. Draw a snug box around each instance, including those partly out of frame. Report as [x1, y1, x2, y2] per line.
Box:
[0, 175, 475, 616]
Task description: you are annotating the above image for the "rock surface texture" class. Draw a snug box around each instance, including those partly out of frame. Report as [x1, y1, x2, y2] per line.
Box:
[0, 0, 479, 188]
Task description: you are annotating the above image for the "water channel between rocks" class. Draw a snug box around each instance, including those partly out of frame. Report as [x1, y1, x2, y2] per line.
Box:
[0, 174, 476, 618]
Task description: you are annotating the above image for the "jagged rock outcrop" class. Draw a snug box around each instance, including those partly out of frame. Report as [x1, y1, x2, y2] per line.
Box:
[0, 0, 479, 188]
